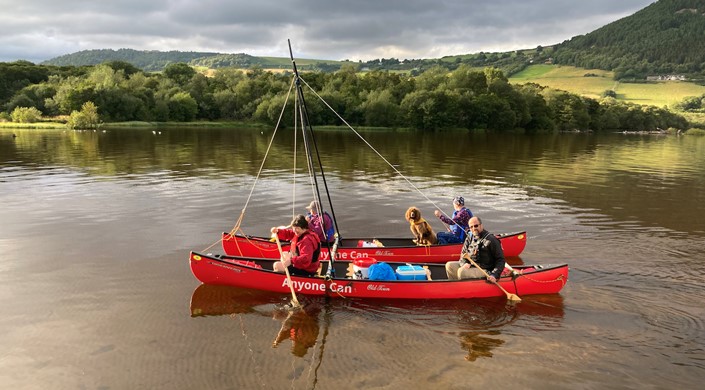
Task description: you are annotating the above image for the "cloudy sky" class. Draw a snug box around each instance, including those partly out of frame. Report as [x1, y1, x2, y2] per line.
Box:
[1, 0, 655, 63]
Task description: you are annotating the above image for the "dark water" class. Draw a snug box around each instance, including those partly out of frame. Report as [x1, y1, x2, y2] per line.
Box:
[1, 127, 703, 389]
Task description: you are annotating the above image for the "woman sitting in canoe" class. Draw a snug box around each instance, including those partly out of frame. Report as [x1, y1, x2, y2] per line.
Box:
[305, 200, 335, 243]
[271, 215, 322, 277]
[434, 196, 473, 244]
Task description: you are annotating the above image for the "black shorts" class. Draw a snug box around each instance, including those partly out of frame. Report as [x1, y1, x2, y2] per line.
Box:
[288, 264, 317, 277]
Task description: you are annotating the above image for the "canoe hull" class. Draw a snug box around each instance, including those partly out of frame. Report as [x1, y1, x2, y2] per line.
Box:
[189, 251, 568, 300]
[221, 231, 527, 262]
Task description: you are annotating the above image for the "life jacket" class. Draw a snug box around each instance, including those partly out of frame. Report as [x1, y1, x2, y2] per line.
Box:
[322, 211, 335, 241]
[292, 230, 321, 265]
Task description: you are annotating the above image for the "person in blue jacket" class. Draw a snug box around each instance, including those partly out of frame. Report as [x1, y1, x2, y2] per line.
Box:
[434, 196, 472, 244]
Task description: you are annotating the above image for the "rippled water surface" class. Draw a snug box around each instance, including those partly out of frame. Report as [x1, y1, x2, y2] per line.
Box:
[1, 127, 703, 389]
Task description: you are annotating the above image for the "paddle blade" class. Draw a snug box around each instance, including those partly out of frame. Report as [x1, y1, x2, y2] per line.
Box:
[507, 293, 522, 302]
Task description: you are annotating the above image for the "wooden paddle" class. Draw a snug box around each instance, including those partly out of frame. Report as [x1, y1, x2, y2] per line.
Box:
[463, 254, 521, 302]
[273, 233, 301, 309]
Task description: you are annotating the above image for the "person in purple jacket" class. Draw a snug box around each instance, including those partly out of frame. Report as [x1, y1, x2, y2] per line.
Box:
[434, 196, 473, 244]
[305, 200, 335, 243]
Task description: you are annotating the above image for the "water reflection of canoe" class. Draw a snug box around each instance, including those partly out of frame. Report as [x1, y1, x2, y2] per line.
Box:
[349, 295, 565, 361]
[189, 284, 285, 317]
[189, 251, 568, 300]
[222, 231, 527, 261]
[190, 284, 565, 361]
[191, 284, 564, 319]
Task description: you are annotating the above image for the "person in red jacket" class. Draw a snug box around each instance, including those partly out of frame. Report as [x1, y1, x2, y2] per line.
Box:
[271, 214, 321, 277]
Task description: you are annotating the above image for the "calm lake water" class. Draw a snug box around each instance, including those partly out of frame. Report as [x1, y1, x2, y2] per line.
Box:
[1, 127, 703, 389]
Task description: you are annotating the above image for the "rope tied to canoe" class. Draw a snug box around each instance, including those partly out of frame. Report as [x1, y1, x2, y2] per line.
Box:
[517, 273, 566, 286]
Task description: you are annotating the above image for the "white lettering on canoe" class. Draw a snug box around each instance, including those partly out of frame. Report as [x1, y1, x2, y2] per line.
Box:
[349, 251, 370, 259]
[367, 284, 390, 292]
[374, 250, 394, 256]
[281, 279, 353, 294]
[320, 250, 372, 260]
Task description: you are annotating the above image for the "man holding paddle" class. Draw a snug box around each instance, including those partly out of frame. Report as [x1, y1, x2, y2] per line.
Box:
[445, 216, 506, 282]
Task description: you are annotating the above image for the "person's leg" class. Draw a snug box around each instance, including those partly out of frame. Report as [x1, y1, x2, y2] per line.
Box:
[458, 267, 486, 279]
[437, 232, 452, 244]
[445, 261, 461, 279]
[446, 234, 463, 244]
[273, 261, 285, 272]
[288, 265, 316, 277]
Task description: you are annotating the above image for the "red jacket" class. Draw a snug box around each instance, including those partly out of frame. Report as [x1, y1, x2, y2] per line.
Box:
[277, 229, 321, 273]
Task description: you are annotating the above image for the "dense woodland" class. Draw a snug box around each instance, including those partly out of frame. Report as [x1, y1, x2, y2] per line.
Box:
[0, 60, 690, 132]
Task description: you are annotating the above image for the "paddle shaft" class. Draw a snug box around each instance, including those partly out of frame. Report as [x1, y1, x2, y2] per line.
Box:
[463, 254, 521, 302]
[274, 233, 301, 307]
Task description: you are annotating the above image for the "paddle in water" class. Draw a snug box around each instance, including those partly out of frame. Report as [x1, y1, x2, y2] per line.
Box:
[463, 254, 521, 302]
[273, 233, 302, 309]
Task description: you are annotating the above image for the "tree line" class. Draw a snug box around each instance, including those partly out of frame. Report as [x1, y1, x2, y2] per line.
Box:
[0, 60, 690, 132]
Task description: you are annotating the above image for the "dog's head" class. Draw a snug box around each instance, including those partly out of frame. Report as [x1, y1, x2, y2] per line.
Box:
[405, 206, 421, 222]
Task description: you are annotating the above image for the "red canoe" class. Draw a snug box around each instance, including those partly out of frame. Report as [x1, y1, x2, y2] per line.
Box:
[221, 231, 527, 263]
[189, 251, 567, 300]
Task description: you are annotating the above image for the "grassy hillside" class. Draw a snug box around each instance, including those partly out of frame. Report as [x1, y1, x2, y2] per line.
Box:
[509, 64, 705, 108]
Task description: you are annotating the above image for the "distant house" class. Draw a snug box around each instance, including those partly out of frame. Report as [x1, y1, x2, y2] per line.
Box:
[646, 74, 686, 81]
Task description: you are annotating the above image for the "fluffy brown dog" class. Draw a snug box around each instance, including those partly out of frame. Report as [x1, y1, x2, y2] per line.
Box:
[405, 206, 437, 246]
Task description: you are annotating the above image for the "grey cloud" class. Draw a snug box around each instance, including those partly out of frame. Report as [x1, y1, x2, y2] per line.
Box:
[0, 0, 655, 63]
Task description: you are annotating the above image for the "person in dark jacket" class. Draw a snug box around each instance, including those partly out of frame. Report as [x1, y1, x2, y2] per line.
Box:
[272, 214, 321, 277]
[445, 216, 506, 281]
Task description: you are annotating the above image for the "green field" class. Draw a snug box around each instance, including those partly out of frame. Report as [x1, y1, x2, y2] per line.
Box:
[509, 65, 705, 108]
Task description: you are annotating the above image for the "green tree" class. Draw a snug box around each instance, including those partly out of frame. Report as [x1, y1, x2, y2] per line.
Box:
[545, 91, 590, 131]
[66, 101, 100, 129]
[675, 95, 704, 111]
[465, 93, 516, 131]
[163, 63, 196, 85]
[415, 65, 448, 91]
[400, 90, 457, 130]
[360, 89, 399, 127]
[448, 65, 487, 95]
[103, 60, 141, 76]
[516, 83, 555, 133]
[50, 76, 95, 114]
[10, 106, 42, 123]
[253, 93, 294, 126]
[167, 92, 198, 121]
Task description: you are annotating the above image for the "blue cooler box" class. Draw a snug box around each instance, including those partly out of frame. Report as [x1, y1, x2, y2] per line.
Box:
[395, 265, 427, 280]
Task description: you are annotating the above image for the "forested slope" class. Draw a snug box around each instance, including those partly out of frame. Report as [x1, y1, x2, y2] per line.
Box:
[552, 0, 705, 80]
